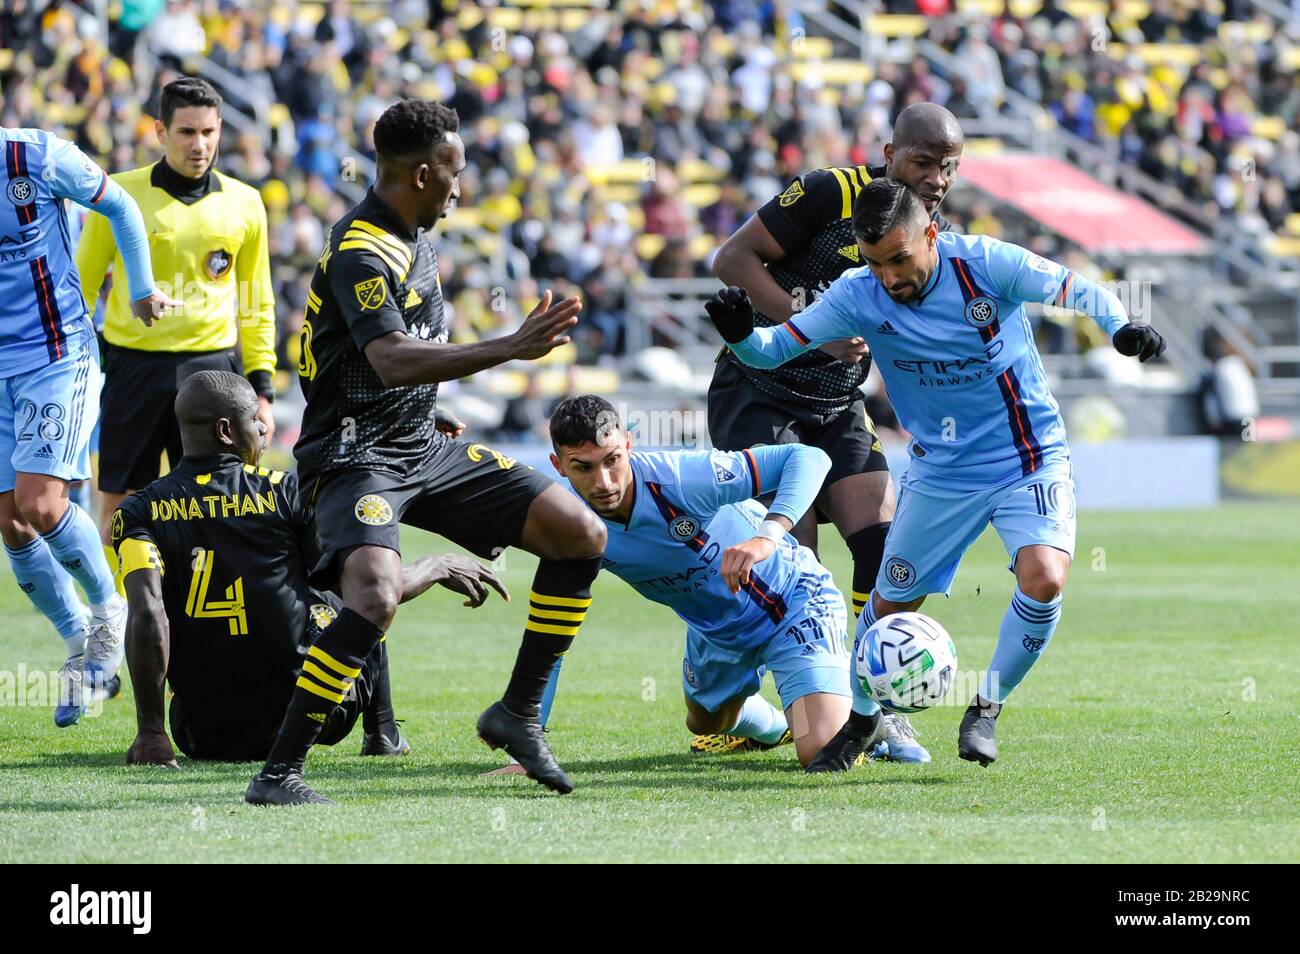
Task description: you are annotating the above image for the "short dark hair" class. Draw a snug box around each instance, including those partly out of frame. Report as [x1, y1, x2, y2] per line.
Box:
[174, 370, 255, 428]
[852, 178, 929, 245]
[549, 395, 621, 449]
[373, 99, 460, 161]
[160, 77, 222, 126]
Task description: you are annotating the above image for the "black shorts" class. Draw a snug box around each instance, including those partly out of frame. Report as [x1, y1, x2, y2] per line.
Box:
[169, 634, 379, 762]
[303, 438, 556, 591]
[99, 343, 242, 494]
[708, 359, 888, 521]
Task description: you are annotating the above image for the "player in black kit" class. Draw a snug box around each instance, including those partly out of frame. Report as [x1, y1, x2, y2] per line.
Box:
[247, 100, 605, 803]
[708, 104, 963, 761]
[117, 372, 506, 768]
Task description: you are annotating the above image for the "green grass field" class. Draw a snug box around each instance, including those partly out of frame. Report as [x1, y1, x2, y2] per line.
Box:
[1, 504, 1297, 863]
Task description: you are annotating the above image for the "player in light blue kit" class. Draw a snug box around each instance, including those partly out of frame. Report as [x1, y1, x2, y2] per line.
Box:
[710, 178, 1166, 767]
[547, 394, 890, 768]
[0, 127, 172, 725]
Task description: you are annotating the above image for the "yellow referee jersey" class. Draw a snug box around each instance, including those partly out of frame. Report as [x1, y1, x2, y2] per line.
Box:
[75, 163, 275, 375]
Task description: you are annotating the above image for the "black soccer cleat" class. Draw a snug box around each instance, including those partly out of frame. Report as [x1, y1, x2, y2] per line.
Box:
[245, 768, 332, 806]
[360, 727, 412, 757]
[958, 696, 1002, 767]
[477, 701, 573, 794]
[806, 711, 887, 773]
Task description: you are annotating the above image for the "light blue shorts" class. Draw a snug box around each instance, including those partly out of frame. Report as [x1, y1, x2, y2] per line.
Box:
[876, 456, 1077, 602]
[0, 339, 100, 493]
[682, 586, 853, 713]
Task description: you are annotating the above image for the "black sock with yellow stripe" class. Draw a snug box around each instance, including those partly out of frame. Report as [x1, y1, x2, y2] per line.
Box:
[502, 556, 600, 721]
[847, 522, 891, 620]
[264, 608, 386, 773]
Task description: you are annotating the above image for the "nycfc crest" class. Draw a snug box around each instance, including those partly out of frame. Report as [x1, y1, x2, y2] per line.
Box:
[354, 494, 393, 526]
[669, 515, 700, 541]
[964, 296, 998, 328]
[885, 557, 916, 588]
[6, 176, 34, 206]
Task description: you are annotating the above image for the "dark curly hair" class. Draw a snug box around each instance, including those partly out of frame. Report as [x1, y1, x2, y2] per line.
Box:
[550, 395, 622, 449]
[373, 99, 460, 161]
[852, 177, 928, 245]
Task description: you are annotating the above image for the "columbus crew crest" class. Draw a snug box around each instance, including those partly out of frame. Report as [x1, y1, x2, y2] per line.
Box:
[205, 248, 233, 279]
[669, 515, 700, 541]
[778, 179, 805, 207]
[6, 176, 34, 206]
[354, 276, 387, 311]
[964, 296, 999, 328]
[354, 494, 393, 526]
[309, 603, 339, 630]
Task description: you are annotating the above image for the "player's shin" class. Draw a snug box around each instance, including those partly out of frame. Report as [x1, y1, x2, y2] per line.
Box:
[846, 523, 890, 620]
[501, 556, 599, 720]
[6, 536, 86, 656]
[262, 607, 385, 774]
[980, 588, 1062, 704]
[41, 503, 118, 607]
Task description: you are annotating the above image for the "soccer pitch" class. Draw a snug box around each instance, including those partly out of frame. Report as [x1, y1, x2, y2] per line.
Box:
[1, 504, 1296, 864]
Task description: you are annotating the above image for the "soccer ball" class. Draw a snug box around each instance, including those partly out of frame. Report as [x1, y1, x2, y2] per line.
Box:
[856, 612, 958, 714]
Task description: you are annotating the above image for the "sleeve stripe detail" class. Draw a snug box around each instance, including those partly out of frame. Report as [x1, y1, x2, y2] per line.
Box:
[345, 220, 412, 264]
[1056, 272, 1075, 307]
[338, 239, 409, 281]
[782, 320, 811, 345]
[742, 448, 760, 496]
[90, 172, 108, 205]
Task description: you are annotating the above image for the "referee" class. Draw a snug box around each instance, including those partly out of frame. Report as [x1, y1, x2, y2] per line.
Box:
[76, 77, 276, 565]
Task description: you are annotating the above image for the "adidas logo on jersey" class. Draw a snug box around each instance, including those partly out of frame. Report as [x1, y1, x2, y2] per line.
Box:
[877, 321, 899, 335]
[34, 443, 55, 459]
[837, 244, 860, 262]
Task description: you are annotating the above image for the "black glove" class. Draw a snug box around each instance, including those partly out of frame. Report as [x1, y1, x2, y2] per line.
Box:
[1113, 323, 1166, 363]
[704, 286, 755, 344]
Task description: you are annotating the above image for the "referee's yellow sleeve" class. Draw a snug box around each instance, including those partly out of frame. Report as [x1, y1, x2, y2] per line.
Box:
[236, 194, 276, 376]
[75, 202, 116, 316]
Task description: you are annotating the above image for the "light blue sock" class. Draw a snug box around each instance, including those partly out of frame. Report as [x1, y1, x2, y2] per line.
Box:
[40, 503, 117, 607]
[730, 694, 788, 744]
[539, 654, 563, 727]
[981, 588, 1062, 703]
[850, 611, 882, 717]
[6, 536, 86, 656]
[68, 480, 92, 516]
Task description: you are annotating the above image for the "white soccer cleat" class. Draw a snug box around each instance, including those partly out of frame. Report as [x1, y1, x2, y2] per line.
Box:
[54, 654, 88, 727]
[85, 594, 127, 681]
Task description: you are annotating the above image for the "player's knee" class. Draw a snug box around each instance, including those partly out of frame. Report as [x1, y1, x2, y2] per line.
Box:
[558, 508, 606, 559]
[685, 708, 725, 735]
[15, 490, 63, 535]
[1019, 562, 1068, 602]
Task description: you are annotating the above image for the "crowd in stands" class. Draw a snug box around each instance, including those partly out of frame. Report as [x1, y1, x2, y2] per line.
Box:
[2, 0, 1294, 403]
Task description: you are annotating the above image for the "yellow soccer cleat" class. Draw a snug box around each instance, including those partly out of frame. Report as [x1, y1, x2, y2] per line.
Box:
[690, 729, 794, 754]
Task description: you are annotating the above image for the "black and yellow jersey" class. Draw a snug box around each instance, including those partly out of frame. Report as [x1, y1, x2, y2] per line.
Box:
[294, 188, 448, 480]
[731, 165, 952, 413]
[112, 454, 338, 742]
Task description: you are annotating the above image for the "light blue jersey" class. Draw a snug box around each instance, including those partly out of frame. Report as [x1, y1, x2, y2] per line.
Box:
[730, 232, 1129, 489]
[567, 443, 852, 711]
[0, 128, 153, 376]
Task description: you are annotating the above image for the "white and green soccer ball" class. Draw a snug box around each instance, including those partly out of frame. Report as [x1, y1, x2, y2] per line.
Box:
[856, 612, 958, 714]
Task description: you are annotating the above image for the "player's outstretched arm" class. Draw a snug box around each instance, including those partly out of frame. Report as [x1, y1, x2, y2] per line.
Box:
[399, 554, 510, 608]
[706, 285, 858, 369]
[718, 444, 831, 593]
[122, 567, 178, 769]
[363, 290, 581, 388]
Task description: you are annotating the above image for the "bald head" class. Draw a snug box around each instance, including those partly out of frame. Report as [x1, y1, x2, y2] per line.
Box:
[883, 103, 964, 214]
[175, 371, 264, 462]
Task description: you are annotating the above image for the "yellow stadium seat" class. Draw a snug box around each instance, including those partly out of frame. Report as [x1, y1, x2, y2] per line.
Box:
[635, 234, 668, 261]
[586, 160, 654, 186]
[0, 50, 13, 71]
[442, 208, 484, 231]
[1219, 20, 1274, 44]
[957, 0, 1006, 15]
[1117, 0, 1150, 18]
[688, 234, 717, 261]
[682, 184, 722, 208]
[505, 0, 605, 7]
[593, 184, 644, 204]
[1060, 0, 1106, 17]
[962, 138, 1005, 156]
[1266, 236, 1300, 258]
[677, 159, 725, 183]
[457, 7, 486, 29]
[487, 8, 525, 30]
[1252, 116, 1286, 140]
[865, 15, 927, 38]
[790, 35, 834, 59]
[1281, 48, 1300, 71]
[1284, 214, 1300, 237]
[1008, 0, 1042, 15]
[790, 60, 874, 86]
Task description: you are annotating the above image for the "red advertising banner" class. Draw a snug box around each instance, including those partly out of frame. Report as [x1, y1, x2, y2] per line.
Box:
[960, 154, 1207, 254]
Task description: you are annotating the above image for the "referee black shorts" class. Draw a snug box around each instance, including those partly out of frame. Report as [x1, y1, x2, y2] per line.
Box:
[707, 359, 888, 521]
[302, 438, 556, 591]
[99, 343, 242, 494]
